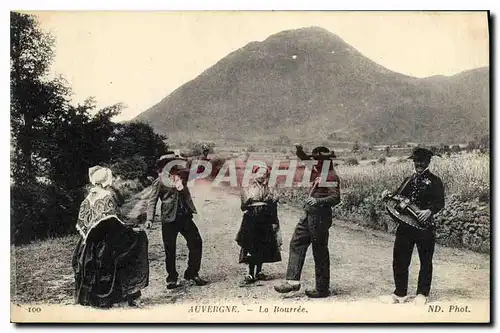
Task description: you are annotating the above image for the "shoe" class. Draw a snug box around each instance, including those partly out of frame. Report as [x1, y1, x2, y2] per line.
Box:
[167, 280, 179, 289]
[128, 299, 143, 308]
[274, 281, 301, 293]
[392, 294, 408, 304]
[413, 294, 428, 305]
[255, 272, 268, 281]
[187, 275, 209, 286]
[241, 274, 256, 285]
[305, 289, 330, 298]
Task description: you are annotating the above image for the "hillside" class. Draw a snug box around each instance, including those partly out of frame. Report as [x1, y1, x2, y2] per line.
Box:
[135, 27, 489, 144]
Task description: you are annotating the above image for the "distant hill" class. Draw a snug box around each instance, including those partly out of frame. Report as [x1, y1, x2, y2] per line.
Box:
[134, 27, 489, 145]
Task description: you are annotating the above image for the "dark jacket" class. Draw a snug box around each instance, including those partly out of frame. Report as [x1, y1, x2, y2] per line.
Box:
[395, 169, 445, 215]
[146, 177, 197, 223]
[296, 149, 341, 217]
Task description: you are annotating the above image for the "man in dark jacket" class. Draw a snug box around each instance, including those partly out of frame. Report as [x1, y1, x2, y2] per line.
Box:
[274, 145, 341, 298]
[145, 151, 208, 289]
[382, 147, 445, 305]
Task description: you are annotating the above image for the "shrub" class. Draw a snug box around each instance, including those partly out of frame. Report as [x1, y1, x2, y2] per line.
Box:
[377, 155, 387, 164]
[184, 141, 216, 156]
[247, 145, 257, 152]
[108, 155, 148, 181]
[451, 145, 461, 154]
[11, 182, 80, 245]
[345, 158, 359, 166]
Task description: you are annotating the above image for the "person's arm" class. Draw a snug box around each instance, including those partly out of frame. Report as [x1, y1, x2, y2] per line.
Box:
[146, 178, 161, 224]
[295, 144, 313, 161]
[429, 177, 445, 214]
[314, 173, 341, 207]
[107, 185, 125, 207]
[240, 188, 254, 211]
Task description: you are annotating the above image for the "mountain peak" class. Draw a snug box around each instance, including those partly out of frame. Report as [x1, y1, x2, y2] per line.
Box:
[263, 26, 350, 49]
[135, 28, 489, 145]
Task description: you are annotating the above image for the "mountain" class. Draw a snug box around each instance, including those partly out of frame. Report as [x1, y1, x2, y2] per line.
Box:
[134, 27, 489, 144]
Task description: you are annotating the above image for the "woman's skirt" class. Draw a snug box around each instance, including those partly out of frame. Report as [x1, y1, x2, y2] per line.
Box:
[235, 210, 281, 265]
[72, 218, 149, 308]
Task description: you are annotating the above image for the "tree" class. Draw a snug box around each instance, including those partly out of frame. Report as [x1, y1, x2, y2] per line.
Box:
[108, 121, 168, 177]
[37, 98, 124, 193]
[10, 12, 68, 185]
[352, 141, 360, 153]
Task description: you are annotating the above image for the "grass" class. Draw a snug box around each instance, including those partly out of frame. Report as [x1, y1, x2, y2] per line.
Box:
[11, 235, 79, 304]
[334, 152, 490, 202]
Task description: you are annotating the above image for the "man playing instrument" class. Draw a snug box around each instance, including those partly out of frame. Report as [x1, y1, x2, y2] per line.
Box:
[381, 147, 445, 305]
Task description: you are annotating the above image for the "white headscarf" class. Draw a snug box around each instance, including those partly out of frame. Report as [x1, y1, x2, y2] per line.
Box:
[88, 166, 113, 188]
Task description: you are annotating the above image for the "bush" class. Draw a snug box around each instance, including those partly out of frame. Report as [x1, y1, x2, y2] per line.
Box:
[451, 145, 461, 154]
[184, 141, 215, 157]
[11, 182, 80, 245]
[377, 155, 387, 164]
[247, 145, 257, 152]
[108, 155, 148, 181]
[276, 135, 291, 145]
[345, 158, 359, 166]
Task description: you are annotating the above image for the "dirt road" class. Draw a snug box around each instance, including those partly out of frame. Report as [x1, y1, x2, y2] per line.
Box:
[11, 184, 490, 310]
[139, 184, 490, 306]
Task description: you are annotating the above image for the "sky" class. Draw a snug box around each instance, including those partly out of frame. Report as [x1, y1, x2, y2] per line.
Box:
[30, 11, 489, 122]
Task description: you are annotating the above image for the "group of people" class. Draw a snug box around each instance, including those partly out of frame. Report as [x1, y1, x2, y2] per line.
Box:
[72, 143, 445, 308]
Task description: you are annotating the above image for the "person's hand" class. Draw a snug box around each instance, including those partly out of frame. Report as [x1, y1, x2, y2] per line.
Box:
[272, 224, 279, 232]
[145, 220, 153, 229]
[305, 197, 317, 206]
[381, 189, 392, 199]
[417, 209, 432, 223]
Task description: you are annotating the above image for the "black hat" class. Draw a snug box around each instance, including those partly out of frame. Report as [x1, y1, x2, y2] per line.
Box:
[311, 146, 337, 160]
[156, 151, 187, 169]
[408, 147, 441, 160]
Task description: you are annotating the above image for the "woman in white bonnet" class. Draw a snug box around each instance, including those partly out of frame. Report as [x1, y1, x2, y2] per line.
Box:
[72, 165, 149, 308]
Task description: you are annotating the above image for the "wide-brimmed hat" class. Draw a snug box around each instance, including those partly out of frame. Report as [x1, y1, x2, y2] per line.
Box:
[89, 165, 113, 187]
[408, 147, 441, 160]
[156, 150, 187, 169]
[311, 146, 337, 160]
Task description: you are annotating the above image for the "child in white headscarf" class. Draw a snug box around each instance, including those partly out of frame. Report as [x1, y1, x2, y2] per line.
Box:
[235, 165, 282, 285]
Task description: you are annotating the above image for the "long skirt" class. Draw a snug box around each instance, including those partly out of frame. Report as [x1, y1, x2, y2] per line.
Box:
[235, 212, 281, 265]
[72, 218, 149, 308]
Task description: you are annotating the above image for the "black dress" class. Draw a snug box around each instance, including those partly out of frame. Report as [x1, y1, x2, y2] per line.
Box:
[235, 185, 281, 265]
[72, 219, 149, 308]
[72, 186, 149, 308]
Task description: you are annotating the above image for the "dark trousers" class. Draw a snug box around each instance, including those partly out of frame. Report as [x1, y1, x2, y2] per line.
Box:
[393, 223, 436, 297]
[286, 212, 332, 292]
[161, 214, 203, 282]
